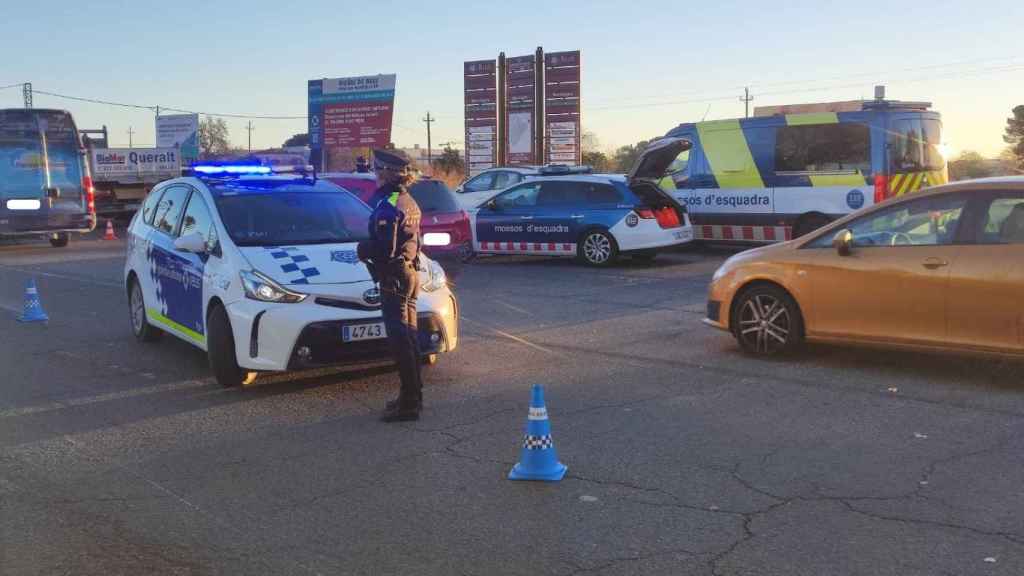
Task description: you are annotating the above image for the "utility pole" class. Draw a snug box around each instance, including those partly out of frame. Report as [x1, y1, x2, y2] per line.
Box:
[740, 87, 754, 118]
[127, 127, 135, 148]
[23, 83, 32, 109]
[422, 112, 434, 170]
[246, 121, 255, 152]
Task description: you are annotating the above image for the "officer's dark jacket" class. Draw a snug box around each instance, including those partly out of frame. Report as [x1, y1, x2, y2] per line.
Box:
[365, 183, 421, 265]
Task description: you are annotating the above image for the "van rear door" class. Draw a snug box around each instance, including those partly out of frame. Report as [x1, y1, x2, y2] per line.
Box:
[887, 114, 946, 197]
[0, 109, 88, 233]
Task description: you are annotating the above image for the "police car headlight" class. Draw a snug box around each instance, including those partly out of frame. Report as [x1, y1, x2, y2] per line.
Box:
[240, 270, 307, 303]
[421, 259, 447, 292]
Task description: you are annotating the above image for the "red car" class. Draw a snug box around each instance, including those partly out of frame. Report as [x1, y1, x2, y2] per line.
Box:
[322, 172, 378, 203]
[324, 173, 473, 263]
[408, 178, 473, 262]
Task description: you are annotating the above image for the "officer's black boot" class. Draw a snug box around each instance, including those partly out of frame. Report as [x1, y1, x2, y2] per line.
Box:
[380, 399, 420, 422]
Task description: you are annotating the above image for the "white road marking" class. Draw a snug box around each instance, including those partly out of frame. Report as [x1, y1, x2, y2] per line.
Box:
[494, 300, 533, 316]
[0, 264, 122, 289]
[460, 316, 565, 357]
[0, 379, 210, 419]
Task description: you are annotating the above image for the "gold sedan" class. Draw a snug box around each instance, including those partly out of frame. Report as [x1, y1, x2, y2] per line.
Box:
[704, 177, 1024, 357]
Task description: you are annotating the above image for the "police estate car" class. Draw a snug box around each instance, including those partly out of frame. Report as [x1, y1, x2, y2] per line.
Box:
[124, 163, 458, 388]
[470, 138, 694, 266]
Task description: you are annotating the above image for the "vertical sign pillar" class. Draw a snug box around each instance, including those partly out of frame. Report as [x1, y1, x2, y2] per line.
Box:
[544, 50, 582, 166]
[534, 47, 545, 165]
[504, 54, 538, 167]
[497, 53, 507, 166]
[463, 60, 498, 177]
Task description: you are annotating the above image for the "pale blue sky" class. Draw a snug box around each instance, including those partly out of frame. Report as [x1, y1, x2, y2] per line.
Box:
[2, 0, 1021, 156]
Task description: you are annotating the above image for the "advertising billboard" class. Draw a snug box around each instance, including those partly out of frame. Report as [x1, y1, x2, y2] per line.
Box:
[308, 74, 397, 171]
[505, 55, 537, 166]
[464, 60, 498, 177]
[155, 114, 199, 165]
[91, 148, 180, 180]
[544, 51, 581, 165]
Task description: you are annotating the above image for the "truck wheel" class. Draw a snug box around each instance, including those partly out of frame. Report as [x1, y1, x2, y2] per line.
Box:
[207, 304, 256, 388]
[49, 233, 69, 248]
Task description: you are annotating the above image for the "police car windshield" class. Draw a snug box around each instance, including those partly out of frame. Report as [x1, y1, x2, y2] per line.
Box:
[213, 185, 371, 246]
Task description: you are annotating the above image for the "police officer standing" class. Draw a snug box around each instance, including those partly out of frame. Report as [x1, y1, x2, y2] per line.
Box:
[357, 149, 424, 422]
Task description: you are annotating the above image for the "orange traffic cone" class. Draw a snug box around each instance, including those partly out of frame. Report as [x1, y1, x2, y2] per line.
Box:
[103, 220, 118, 241]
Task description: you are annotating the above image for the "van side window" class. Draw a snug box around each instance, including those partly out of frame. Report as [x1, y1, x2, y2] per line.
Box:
[775, 124, 870, 174]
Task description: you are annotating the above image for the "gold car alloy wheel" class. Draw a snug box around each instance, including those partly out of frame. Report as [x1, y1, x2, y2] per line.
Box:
[738, 294, 792, 354]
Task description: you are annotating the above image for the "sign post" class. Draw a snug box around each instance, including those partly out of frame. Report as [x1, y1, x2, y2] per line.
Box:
[308, 74, 397, 172]
[155, 114, 199, 166]
[544, 51, 581, 165]
[463, 60, 498, 177]
[505, 54, 538, 166]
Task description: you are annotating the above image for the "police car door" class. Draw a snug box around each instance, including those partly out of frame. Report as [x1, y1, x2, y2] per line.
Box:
[474, 181, 540, 253]
[147, 184, 206, 344]
[532, 180, 583, 255]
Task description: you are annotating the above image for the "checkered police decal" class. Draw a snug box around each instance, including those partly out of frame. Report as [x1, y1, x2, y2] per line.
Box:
[266, 247, 321, 285]
[146, 242, 167, 316]
[523, 434, 554, 450]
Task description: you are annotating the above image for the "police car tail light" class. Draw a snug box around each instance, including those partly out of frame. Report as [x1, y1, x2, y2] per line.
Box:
[635, 208, 656, 219]
[240, 270, 307, 303]
[874, 174, 889, 204]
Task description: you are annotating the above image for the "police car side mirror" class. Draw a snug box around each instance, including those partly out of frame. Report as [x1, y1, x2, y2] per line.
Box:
[174, 232, 208, 255]
[485, 199, 500, 212]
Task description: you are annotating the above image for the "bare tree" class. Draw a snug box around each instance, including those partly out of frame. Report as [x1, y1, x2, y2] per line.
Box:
[199, 117, 231, 158]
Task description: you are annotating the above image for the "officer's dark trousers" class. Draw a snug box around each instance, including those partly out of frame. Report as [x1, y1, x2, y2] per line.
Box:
[381, 263, 422, 407]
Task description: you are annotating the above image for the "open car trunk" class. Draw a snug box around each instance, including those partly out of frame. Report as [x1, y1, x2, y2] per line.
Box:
[627, 137, 692, 228]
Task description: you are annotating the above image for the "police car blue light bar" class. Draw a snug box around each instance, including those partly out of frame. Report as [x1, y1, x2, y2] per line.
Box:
[189, 163, 316, 177]
[192, 164, 272, 175]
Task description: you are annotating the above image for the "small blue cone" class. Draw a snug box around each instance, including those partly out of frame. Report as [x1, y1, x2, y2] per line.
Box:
[509, 384, 567, 482]
[17, 279, 49, 323]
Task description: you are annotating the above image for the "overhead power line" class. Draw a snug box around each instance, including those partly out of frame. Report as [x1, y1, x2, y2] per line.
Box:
[0, 82, 27, 91]
[33, 89, 156, 111]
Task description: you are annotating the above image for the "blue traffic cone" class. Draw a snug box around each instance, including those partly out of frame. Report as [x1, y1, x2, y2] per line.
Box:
[17, 278, 49, 323]
[509, 384, 567, 482]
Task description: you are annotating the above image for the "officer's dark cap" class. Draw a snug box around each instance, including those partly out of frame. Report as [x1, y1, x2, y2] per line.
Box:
[373, 149, 410, 171]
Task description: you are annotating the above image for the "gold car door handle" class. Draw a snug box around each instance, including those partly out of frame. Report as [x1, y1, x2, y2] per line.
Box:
[922, 257, 949, 269]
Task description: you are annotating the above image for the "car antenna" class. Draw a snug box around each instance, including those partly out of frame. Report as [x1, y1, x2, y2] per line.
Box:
[701, 104, 712, 121]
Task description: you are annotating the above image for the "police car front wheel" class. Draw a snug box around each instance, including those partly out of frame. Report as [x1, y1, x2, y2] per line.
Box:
[579, 230, 619, 267]
[128, 277, 162, 343]
[207, 304, 256, 388]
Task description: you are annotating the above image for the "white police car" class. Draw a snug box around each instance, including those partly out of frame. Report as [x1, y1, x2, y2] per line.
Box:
[453, 166, 539, 209]
[123, 163, 458, 387]
[470, 138, 694, 266]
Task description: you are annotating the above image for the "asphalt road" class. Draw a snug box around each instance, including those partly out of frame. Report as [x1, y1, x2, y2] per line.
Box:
[1, 229, 1023, 576]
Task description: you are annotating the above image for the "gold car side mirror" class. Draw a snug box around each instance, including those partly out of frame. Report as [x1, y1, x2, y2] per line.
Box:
[833, 229, 854, 256]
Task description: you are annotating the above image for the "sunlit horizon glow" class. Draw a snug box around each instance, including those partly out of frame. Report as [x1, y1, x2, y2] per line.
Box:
[2, 1, 1020, 159]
